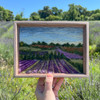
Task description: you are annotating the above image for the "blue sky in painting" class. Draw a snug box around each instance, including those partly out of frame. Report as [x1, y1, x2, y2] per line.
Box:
[19, 27, 83, 45]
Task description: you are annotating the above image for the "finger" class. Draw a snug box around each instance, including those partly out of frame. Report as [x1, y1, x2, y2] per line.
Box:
[36, 85, 44, 93]
[37, 78, 45, 92]
[53, 78, 58, 88]
[37, 78, 45, 86]
[54, 78, 64, 93]
[44, 74, 53, 91]
[35, 86, 43, 97]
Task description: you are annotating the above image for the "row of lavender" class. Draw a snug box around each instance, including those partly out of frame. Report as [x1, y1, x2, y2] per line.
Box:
[19, 51, 48, 56]
[19, 59, 79, 74]
[56, 48, 83, 59]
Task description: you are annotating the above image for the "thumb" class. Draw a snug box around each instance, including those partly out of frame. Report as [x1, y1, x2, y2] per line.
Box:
[44, 74, 53, 91]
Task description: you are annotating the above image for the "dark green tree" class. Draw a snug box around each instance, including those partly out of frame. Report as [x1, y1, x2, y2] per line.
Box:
[31, 42, 36, 45]
[62, 11, 69, 20]
[67, 4, 79, 20]
[90, 13, 100, 20]
[46, 15, 62, 20]
[37, 41, 41, 45]
[54, 51, 57, 59]
[30, 12, 40, 20]
[15, 14, 22, 20]
[0, 6, 14, 21]
[70, 43, 75, 47]
[38, 6, 52, 19]
[49, 52, 54, 60]
[15, 12, 28, 21]
[57, 52, 61, 59]
[6, 10, 14, 21]
[52, 7, 63, 16]
[49, 42, 55, 46]
[62, 43, 70, 47]
[41, 41, 47, 45]
[56, 43, 60, 46]
[77, 43, 83, 47]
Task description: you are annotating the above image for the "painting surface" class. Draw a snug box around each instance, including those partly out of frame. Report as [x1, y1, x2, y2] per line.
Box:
[19, 27, 83, 74]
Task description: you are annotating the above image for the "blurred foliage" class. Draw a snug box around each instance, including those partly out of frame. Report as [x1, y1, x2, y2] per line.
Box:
[59, 56, 100, 99]
[15, 12, 28, 21]
[0, 21, 100, 100]
[1, 4, 100, 21]
[0, 6, 14, 21]
[0, 43, 100, 100]
[46, 15, 62, 21]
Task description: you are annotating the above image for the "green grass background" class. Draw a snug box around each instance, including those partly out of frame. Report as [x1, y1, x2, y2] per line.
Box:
[0, 21, 100, 100]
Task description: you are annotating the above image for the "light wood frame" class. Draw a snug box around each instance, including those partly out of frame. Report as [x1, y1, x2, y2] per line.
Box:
[14, 21, 89, 78]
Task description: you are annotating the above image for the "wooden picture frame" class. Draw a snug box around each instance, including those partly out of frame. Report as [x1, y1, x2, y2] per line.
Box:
[14, 21, 89, 78]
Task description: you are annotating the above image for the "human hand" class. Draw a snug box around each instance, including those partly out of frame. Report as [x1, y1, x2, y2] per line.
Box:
[35, 74, 64, 100]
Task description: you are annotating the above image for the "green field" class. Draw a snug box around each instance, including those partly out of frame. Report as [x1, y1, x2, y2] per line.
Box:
[19, 46, 55, 53]
[71, 59, 83, 64]
[0, 21, 100, 100]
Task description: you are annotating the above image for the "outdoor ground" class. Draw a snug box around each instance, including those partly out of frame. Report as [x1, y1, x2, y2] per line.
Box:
[0, 21, 100, 100]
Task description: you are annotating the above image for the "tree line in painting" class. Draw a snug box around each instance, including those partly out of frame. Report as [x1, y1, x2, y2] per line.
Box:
[1, 4, 100, 21]
[19, 41, 83, 47]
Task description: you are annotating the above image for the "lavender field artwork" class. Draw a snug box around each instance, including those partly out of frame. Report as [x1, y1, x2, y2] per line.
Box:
[19, 27, 83, 74]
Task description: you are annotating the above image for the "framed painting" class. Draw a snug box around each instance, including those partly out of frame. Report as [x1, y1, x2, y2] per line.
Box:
[14, 21, 89, 77]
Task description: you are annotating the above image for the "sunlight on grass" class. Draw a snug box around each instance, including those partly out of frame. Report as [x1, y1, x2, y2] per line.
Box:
[0, 67, 38, 100]
[0, 21, 100, 100]
[1, 25, 14, 39]
[59, 57, 100, 100]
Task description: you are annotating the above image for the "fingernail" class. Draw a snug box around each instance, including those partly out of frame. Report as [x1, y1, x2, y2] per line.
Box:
[47, 74, 53, 77]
